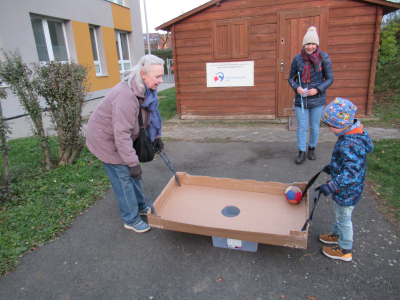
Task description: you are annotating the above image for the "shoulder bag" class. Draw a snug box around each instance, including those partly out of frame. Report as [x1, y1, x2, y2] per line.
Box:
[133, 101, 155, 163]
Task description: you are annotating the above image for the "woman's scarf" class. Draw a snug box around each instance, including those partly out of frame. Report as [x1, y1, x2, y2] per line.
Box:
[335, 119, 363, 137]
[142, 84, 162, 142]
[300, 47, 323, 83]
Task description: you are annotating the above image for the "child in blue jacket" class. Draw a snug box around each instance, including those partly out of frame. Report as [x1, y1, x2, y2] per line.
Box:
[318, 98, 374, 262]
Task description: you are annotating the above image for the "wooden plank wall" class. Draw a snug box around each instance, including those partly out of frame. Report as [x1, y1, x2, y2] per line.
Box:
[327, 3, 378, 115]
[173, 0, 379, 118]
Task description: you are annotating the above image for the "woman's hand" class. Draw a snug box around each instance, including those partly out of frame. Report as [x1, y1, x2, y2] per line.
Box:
[307, 88, 319, 96]
[296, 87, 304, 95]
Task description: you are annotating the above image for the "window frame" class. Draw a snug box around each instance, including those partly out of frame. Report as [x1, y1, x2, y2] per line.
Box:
[108, 0, 124, 6]
[212, 17, 250, 61]
[31, 16, 70, 62]
[89, 26, 102, 76]
[115, 30, 131, 74]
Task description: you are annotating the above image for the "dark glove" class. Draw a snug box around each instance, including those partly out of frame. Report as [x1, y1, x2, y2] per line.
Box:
[154, 137, 164, 152]
[322, 164, 331, 175]
[129, 165, 142, 179]
[319, 183, 333, 196]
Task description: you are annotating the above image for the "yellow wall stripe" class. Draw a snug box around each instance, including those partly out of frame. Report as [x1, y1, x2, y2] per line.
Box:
[111, 3, 132, 32]
[71, 21, 120, 92]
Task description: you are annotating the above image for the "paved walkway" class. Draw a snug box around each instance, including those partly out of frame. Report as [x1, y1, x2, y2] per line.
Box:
[1, 140, 399, 299]
[160, 122, 400, 143]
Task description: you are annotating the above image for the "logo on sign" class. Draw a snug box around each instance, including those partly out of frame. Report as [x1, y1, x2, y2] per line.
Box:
[214, 72, 224, 82]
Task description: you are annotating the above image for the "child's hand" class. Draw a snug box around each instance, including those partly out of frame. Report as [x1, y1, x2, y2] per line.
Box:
[319, 183, 333, 196]
[322, 165, 331, 175]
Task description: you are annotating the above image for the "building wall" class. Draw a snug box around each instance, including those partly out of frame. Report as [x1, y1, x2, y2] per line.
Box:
[0, 0, 144, 93]
[0, 0, 145, 117]
[172, 0, 381, 119]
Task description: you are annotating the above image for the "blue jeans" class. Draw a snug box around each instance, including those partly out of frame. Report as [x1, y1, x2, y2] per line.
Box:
[295, 105, 325, 151]
[332, 201, 355, 250]
[102, 162, 146, 226]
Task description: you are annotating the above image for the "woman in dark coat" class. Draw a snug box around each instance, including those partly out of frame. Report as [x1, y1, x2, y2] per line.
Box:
[288, 26, 334, 164]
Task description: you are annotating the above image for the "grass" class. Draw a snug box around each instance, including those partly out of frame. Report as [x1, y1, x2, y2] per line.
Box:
[365, 55, 400, 225]
[0, 137, 110, 276]
[158, 87, 177, 121]
[367, 139, 400, 223]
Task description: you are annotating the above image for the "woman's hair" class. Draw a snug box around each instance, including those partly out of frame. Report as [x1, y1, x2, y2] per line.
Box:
[123, 54, 165, 93]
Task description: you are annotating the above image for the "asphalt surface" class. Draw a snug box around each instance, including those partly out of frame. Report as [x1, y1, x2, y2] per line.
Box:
[0, 140, 399, 300]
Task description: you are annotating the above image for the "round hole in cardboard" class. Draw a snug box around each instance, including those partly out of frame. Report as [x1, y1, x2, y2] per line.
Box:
[221, 206, 240, 218]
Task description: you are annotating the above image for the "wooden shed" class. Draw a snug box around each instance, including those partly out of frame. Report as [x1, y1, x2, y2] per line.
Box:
[156, 0, 400, 120]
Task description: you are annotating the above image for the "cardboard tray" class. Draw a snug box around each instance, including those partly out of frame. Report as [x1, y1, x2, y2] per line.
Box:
[148, 172, 309, 249]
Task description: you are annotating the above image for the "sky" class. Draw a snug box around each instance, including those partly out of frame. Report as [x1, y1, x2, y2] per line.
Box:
[139, 0, 210, 33]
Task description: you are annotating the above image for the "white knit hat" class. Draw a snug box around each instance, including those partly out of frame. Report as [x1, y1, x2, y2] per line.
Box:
[303, 26, 319, 46]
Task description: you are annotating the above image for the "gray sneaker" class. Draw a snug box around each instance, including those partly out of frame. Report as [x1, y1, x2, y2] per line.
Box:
[124, 220, 150, 233]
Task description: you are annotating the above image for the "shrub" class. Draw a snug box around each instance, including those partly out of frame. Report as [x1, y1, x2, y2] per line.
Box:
[0, 49, 52, 170]
[378, 16, 400, 67]
[145, 49, 173, 73]
[33, 61, 91, 165]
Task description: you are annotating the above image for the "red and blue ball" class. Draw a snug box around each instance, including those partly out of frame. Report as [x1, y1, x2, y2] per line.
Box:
[285, 186, 302, 204]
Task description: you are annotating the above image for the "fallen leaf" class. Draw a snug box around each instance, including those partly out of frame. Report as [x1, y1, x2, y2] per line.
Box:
[372, 154, 376, 158]
[87, 163, 91, 166]
[215, 277, 223, 282]
[281, 294, 285, 298]
[306, 296, 317, 300]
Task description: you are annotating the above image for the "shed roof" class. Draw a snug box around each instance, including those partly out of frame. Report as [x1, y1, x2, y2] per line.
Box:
[155, 0, 400, 31]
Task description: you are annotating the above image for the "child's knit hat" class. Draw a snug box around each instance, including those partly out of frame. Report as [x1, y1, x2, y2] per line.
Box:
[303, 26, 319, 46]
[321, 98, 358, 128]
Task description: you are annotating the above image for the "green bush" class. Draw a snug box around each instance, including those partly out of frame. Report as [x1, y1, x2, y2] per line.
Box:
[145, 49, 173, 73]
[378, 16, 400, 67]
[375, 55, 400, 95]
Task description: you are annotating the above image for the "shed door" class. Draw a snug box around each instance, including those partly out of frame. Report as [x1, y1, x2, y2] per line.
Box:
[276, 8, 328, 117]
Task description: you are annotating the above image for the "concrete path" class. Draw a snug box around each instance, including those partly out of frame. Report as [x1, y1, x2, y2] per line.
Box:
[0, 139, 399, 299]
[161, 122, 400, 143]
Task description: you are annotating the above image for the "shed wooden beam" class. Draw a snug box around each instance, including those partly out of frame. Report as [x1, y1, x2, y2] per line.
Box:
[156, 0, 226, 32]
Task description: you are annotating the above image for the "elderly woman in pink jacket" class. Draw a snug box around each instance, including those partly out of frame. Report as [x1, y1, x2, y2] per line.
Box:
[86, 54, 164, 233]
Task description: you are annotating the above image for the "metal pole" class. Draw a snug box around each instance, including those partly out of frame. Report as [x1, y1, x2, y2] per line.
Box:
[143, 0, 151, 54]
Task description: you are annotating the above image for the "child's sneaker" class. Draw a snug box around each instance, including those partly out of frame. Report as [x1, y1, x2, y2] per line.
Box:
[139, 205, 150, 216]
[319, 233, 339, 244]
[322, 245, 352, 262]
[124, 220, 150, 233]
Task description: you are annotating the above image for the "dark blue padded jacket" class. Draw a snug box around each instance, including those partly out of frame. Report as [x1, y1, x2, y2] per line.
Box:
[288, 51, 334, 108]
[327, 128, 374, 206]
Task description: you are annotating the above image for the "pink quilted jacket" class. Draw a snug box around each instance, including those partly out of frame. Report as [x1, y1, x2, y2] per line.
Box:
[86, 81, 150, 167]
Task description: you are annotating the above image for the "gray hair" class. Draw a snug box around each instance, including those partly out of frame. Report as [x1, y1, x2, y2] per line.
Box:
[123, 54, 165, 94]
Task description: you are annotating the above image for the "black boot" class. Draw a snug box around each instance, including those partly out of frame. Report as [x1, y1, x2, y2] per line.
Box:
[296, 150, 306, 164]
[308, 146, 316, 160]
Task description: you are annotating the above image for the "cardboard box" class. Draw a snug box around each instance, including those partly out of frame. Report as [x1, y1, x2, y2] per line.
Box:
[148, 172, 309, 249]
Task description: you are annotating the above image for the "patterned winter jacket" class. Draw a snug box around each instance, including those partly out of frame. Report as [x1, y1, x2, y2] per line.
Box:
[288, 51, 334, 108]
[327, 127, 374, 206]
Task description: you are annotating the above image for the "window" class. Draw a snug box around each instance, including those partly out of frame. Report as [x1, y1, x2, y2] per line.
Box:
[89, 27, 102, 75]
[213, 18, 249, 60]
[115, 31, 131, 73]
[31, 16, 69, 62]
